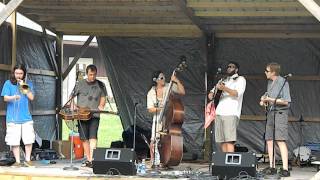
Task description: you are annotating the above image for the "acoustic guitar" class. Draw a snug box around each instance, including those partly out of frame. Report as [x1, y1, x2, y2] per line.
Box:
[204, 78, 227, 128]
[59, 107, 118, 121]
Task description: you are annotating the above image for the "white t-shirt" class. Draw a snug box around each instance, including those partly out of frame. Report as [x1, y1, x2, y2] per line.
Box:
[211, 74, 246, 118]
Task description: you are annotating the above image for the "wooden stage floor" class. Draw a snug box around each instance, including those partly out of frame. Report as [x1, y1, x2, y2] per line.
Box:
[0, 159, 319, 180]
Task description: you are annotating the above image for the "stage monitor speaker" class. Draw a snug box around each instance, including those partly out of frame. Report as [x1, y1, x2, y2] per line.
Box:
[211, 152, 256, 179]
[93, 148, 137, 175]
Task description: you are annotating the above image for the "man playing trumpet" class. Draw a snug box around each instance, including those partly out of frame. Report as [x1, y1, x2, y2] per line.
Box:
[1, 64, 35, 167]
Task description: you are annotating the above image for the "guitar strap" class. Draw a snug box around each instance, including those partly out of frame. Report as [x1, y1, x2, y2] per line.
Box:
[231, 74, 239, 80]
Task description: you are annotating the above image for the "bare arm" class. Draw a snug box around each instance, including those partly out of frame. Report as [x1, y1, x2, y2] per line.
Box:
[148, 107, 163, 114]
[208, 92, 213, 100]
[26, 91, 34, 101]
[98, 96, 106, 110]
[171, 75, 185, 95]
[217, 83, 238, 97]
[261, 96, 289, 106]
[4, 95, 20, 102]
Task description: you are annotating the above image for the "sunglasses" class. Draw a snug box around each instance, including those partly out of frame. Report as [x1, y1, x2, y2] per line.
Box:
[227, 65, 236, 69]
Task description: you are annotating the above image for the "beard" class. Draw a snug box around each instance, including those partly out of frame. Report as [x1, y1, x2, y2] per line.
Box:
[227, 69, 237, 76]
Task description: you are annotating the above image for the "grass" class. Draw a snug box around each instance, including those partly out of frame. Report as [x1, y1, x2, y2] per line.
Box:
[62, 114, 123, 148]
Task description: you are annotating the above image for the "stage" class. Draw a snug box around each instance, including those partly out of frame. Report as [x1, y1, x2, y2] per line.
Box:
[0, 159, 319, 180]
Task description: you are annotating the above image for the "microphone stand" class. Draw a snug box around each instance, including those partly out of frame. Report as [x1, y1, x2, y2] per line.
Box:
[296, 115, 304, 166]
[133, 102, 139, 150]
[149, 86, 160, 173]
[63, 73, 80, 171]
[270, 76, 289, 169]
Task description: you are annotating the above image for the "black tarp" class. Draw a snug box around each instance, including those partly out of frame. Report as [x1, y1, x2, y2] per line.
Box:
[0, 24, 57, 151]
[0, 23, 11, 150]
[210, 38, 320, 158]
[1, 22, 320, 159]
[17, 29, 57, 141]
[97, 37, 207, 157]
[98, 36, 320, 159]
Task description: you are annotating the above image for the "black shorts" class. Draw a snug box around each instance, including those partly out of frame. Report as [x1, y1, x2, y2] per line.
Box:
[78, 118, 100, 140]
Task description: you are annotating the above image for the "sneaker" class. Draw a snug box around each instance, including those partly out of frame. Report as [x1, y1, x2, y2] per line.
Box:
[11, 162, 21, 168]
[23, 161, 35, 167]
[82, 160, 92, 168]
[86, 161, 93, 168]
[262, 167, 277, 175]
[279, 168, 290, 177]
[81, 160, 88, 167]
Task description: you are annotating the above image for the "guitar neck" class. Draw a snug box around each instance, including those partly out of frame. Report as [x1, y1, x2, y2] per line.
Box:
[89, 109, 118, 115]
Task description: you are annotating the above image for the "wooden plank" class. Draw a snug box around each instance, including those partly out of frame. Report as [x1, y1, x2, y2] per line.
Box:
[56, 33, 63, 140]
[0, 175, 27, 180]
[0, 0, 24, 26]
[36, 16, 191, 24]
[0, 174, 150, 180]
[187, 1, 303, 8]
[202, 17, 319, 25]
[55, 28, 201, 34]
[62, 36, 94, 80]
[11, 11, 17, 68]
[20, 9, 183, 17]
[63, 31, 203, 38]
[0, 64, 11, 71]
[215, 32, 320, 38]
[50, 23, 199, 31]
[172, 0, 204, 33]
[20, 4, 177, 11]
[195, 10, 312, 17]
[298, 0, 320, 22]
[21, 0, 172, 6]
[207, 24, 320, 32]
[52, 23, 202, 37]
[27, 68, 56, 77]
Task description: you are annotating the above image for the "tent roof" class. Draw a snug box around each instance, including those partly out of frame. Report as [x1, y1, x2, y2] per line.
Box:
[15, 0, 320, 37]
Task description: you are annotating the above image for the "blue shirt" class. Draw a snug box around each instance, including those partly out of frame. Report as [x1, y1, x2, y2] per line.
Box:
[1, 80, 34, 123]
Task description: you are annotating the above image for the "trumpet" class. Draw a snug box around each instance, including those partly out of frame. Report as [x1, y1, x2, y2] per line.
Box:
[19, 80, 30, 94]
[18, 69, 30, 94]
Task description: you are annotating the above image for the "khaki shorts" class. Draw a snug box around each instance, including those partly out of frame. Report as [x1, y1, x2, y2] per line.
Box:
[5, 121, 35, 146]
[215, 115, 239, 143]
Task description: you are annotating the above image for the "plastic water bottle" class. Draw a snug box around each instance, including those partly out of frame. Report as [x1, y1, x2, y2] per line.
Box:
[136, 159, 146, 175]
[154, 148, 160, 165]
[140, 159, 146, 174]
[136, 162, 141, 174]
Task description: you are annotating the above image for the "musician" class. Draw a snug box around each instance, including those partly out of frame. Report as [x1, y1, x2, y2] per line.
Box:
[259, 62, 291, 177]
[72, 64, 107, 168]
[1, 64, 35, 167]
[147, 70, 185, 165]
[208, 61, 246, 152]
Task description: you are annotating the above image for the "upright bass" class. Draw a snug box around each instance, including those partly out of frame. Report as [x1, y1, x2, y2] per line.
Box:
[158, 57, 187, 166]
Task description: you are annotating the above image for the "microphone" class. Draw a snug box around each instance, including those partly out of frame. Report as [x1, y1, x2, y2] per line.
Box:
[216, 67, 222, 75]
[284, 73, 292, 78]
